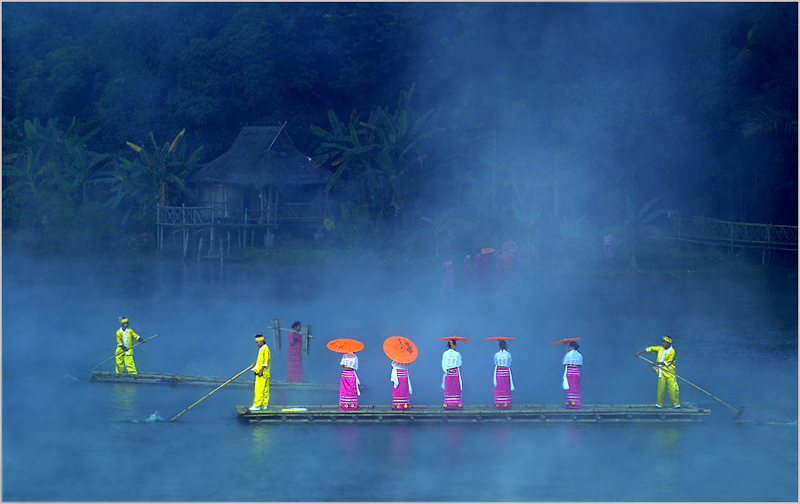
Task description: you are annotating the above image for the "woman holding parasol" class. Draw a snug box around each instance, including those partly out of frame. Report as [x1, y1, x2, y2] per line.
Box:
[562, 339, 583, 409]
[327, 339, 364, 411]
[440, 336, 470, 409]
[484, 335, 515, 409]
[384, 336, 417, 410]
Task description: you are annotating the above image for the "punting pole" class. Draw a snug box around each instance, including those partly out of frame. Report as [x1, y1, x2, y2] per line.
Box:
[638, 355, 745, 420]
[79, 334, 160, 380]
[170, 363, 254, 422]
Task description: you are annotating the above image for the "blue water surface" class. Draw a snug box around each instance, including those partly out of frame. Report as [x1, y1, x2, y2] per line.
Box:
[3, 254, 797, 501]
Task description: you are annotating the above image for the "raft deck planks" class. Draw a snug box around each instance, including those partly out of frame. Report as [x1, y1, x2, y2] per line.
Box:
[91, 371, 338, 391]
[236, 404, 710, 423]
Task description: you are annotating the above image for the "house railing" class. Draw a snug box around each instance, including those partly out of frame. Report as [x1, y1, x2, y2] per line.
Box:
[157, 201, 331, 227]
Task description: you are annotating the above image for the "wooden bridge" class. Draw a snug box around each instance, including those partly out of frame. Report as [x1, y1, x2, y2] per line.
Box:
[668, 217, 797, 261]
[156, 202, 330, 260]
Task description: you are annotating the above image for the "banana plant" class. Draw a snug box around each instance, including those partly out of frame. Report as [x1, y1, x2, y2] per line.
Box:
[101, 129, 203, 223]
[607, 196, 670, 271]
[311, 84, 442, 218]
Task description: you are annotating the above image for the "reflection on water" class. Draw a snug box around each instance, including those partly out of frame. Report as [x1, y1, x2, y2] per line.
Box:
[250, 424, 274, 455]
[388, 425, 412, 465]
[655, 426, 681, 448]
[111, 383, 138, 418]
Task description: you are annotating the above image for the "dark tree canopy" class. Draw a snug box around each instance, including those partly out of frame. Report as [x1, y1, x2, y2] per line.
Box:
[2, 2, 797, 256]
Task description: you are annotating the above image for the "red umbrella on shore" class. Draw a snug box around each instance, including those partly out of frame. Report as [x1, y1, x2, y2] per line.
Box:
[483, 335, 516, 341]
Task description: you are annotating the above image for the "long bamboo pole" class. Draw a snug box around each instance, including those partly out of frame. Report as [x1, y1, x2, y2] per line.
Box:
[170, 363, 254, 422]
[79, 334, 160, 380]
[637, 355, 744, 419]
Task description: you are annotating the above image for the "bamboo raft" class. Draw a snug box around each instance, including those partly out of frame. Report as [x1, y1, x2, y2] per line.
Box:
[91, 371, 339, 391]
[236, 403, 710, 423]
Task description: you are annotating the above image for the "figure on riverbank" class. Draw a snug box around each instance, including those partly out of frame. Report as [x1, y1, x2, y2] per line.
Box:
[115, 317, 145, 374]
[463, 252, 474, 288]
[441, 256, 454, 292]
[562, 340, 583, 409]
[635, 336, 680, 408]
[250, 334, 271, 411]
[603, 233, 613, 258]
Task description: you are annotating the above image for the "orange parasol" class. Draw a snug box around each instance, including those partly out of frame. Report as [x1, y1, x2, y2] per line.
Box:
[483, 335, 517, 341]
[327, 338, 364, 353]
[438, 335, 472, 342]
[383, 336, 418, 364]
[549, 337, 582, 346]
[480, 247, 496, 254]
[502, 241, 518, 253]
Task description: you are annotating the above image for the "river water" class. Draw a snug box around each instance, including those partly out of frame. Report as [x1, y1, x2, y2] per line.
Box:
[3, 252, 797, 501]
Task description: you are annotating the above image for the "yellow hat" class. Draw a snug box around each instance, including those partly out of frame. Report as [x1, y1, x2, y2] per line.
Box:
[120, 318, 129, 324]
[662, 336, 672, 343]
[255, 334, 265, 342]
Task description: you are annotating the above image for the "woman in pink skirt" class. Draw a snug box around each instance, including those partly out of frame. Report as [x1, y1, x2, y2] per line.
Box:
[390, 360, 412, 410]
[287, 321, 303, 382]
[339, 352, 360, 411]
[493, 340, 514, 409]
[441, 339, 464, 409]
[562, 341, 583, 409]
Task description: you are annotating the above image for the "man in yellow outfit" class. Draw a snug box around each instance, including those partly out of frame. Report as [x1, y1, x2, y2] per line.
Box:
[250, 334, 271, 411]
[116, 317, 146, 374]
[636, 336, 680, 408]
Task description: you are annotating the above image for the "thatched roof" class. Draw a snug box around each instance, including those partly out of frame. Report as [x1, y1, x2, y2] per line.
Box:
[193, 126, 331, 187]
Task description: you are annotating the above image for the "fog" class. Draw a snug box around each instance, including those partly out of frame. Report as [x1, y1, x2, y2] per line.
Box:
[5, 252, 796, 415]
[2, 3, 797, 500]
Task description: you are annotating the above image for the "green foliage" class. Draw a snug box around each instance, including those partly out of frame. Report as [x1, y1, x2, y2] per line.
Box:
[100, 129, 204, 226]
[327, 203, 380, 249]
[312, 84, 442, 219]
[605, 196, 670, 271]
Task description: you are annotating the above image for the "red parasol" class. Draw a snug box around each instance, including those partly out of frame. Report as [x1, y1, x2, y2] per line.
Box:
[437, 335, 472, 341]
[483, 335, 517, 341]
[327, 338, 364, 353]
[549, 337, 582, 346]
[502, 241, 518, 253]
[383, 336, 418, 364]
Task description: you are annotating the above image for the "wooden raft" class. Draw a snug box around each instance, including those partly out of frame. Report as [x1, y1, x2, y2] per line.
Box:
[236, 404, 710, 423]
[91, 371, 338, 391]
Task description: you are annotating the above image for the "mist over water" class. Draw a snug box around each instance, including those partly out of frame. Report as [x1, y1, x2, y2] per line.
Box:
[3, 252, 797, 501]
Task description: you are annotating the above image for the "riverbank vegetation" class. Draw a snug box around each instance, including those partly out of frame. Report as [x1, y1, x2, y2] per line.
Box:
[2, 3, 796, 277]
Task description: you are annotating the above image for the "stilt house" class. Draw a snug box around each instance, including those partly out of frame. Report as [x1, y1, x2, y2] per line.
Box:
[157, 124, 332, 258]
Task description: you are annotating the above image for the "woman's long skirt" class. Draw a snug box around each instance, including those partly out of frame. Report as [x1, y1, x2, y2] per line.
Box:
[339, 369, 358, 411]
[443, 368, 463, 409]
[287, 344, 303, 382]
[392, 368, 411, 410]
[566, 365, 581, 409]
[494, 366, 512, 409]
